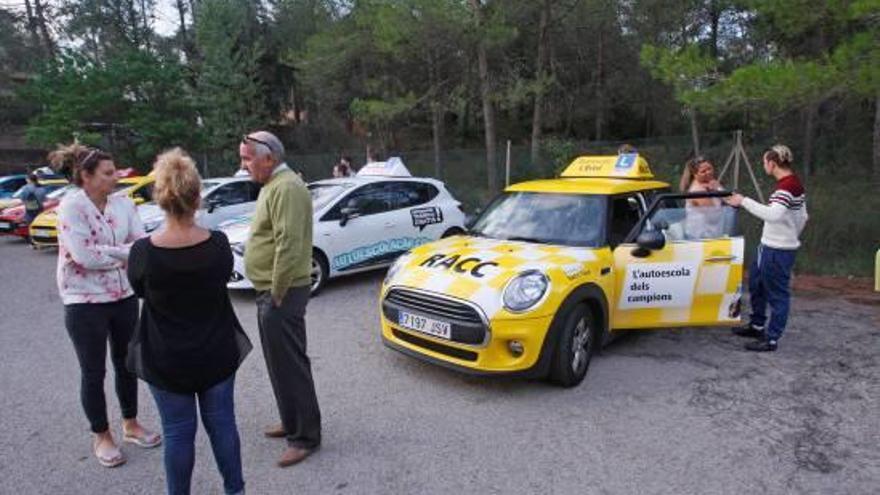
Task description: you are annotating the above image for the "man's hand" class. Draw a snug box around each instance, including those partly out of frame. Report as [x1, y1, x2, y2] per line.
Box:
[724, 193, 744, 207]
[272, 294, 283, 307]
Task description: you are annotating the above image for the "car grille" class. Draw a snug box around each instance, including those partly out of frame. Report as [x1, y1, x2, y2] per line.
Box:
[382, 288, 488, 345]
[392, 329, 478, 362]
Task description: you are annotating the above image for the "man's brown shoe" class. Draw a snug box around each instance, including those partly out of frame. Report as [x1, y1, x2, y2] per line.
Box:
[263, 424, 286, 439]
[277, 446, 314, 468]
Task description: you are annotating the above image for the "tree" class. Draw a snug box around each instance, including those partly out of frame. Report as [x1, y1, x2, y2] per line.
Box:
[22, 50, 201, 167]
[470, 0, 499, 192]
[194, 0, 266, 165]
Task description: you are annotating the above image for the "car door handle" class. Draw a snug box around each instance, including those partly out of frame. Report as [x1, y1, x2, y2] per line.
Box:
[705, 255, 735, 263]
[384, 222, 395, 228]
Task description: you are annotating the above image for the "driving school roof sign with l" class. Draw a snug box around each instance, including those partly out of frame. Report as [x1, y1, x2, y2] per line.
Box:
[560, 154, 654, 179]
[357, 157, 413, 177]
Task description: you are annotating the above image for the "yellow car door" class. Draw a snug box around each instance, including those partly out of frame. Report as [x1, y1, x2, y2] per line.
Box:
[611, 191, 744, 329]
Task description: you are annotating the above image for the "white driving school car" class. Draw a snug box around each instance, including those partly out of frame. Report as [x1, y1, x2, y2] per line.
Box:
[224, 158, 467, 294]
[138, 176, 261, 232]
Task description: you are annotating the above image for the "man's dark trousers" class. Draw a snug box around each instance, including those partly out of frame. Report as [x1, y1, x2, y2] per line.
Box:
[256, 285, 321, 449]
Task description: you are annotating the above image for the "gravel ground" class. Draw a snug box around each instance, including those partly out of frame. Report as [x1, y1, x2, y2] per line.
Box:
[0, 236, 878, 494]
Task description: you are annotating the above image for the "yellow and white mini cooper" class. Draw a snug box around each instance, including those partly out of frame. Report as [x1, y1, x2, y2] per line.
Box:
[380, 154, 743, 387]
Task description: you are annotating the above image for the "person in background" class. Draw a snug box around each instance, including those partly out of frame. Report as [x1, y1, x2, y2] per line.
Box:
[127, 148, 251, 495]
[239, 131, 322, 468]
[617, 143, 637, 155]
[21, 172, 48, 246]
[50, 143, 160, 468]
[725, 144, 808, 352]
[20, 172, 47, 227]
[332, 156, 354, 178]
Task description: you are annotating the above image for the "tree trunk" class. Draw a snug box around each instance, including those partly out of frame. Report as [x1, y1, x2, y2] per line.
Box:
[470, 0, 497, 193]
[874, 92, 880, 177]
[530, 0, 551, 166]
[594, 25, 604, 141]
[33, 0, 54, 57]
[688, 106, 700, 155]
[803, 104, 816, 176]
[708, 0, 720, 59]
[432, 103, 444, 179]
[22, 0, 40, 49]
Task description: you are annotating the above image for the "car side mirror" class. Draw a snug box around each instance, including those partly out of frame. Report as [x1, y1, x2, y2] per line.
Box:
[340, 206, 359, 227]
[631, 230, 666, 258]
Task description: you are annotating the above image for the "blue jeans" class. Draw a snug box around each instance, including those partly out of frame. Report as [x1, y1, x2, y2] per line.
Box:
[150, 376, 244, 495]
[748, 245, 797, 342]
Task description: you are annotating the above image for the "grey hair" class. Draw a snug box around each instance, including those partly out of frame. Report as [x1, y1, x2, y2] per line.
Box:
[245, 131, 285, 162]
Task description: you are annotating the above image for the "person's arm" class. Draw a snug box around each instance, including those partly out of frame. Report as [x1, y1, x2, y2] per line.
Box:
[126, 240, 146, 297]
[740, 196, 787, 222]
[57, 199, 125, 270]
[268, 184, 307, 304]
[99, 198, 146, 261]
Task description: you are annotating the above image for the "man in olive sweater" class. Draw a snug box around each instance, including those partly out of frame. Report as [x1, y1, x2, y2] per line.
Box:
[240, 131, 321, 467]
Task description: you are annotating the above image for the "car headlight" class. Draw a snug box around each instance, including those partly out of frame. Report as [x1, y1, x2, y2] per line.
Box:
[231, 242, 246, 257]
[384, 253, 410, 285]
[503, 270, 550, 312]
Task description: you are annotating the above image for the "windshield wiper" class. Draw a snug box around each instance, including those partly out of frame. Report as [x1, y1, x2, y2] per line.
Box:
[506, 236, 549, 244]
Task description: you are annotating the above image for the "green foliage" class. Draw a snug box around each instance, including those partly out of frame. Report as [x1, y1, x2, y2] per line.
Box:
[640, 44, 718, 105]
[21, 50, 200, 168]
[195, 0, 266, 160]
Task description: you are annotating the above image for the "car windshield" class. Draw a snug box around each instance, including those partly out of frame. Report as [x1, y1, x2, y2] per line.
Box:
[309, 183, 351, 211]
[470, 192, 607, 247]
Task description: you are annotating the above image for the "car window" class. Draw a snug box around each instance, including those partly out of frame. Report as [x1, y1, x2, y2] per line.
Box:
[389, 181, 439, 209]
[309, 183, 350, 212]
[470, 192, 606, 247]
[608, 194, 644, 248]
[209, 182, 251, 206]
[322, 182, 396, 221]
[1, 178, 26, 193]
[638, 196, 737, 242]
[133, 184, 153, 203]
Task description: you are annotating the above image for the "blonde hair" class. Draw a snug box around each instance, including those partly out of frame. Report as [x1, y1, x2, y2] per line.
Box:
[764, 144, 793, 168]
[153, 148, 201, 219]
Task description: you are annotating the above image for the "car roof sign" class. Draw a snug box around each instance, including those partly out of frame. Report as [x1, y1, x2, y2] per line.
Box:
[560, 154, 654, 180]
[357, 156, 412, 177]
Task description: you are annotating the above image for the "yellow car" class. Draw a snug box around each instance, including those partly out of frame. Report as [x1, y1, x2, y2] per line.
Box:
[29, 175, 155, 248]
[380, 154, 743, 387]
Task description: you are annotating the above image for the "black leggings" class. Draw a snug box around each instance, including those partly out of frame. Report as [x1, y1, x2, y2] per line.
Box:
[64, 297, 139, 433]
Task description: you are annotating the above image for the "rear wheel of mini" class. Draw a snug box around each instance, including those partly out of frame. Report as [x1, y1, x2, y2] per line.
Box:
[548, 303, 596, 388]
[310, 250, 329, 296]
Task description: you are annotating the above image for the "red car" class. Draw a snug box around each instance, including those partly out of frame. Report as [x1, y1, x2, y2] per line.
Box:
[0, 185, 70, 238]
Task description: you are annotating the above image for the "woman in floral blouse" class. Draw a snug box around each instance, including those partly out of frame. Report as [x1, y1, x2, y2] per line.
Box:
[51, 143, 161, 468]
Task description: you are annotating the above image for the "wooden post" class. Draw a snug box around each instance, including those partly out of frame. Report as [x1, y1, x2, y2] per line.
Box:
[505, 140, 511, 187]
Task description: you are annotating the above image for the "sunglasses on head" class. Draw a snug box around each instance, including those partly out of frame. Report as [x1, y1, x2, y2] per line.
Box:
[242, 135, 273, 150]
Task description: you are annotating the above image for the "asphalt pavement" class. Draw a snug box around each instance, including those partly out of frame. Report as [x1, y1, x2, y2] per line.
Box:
[0, 236, 878, 494]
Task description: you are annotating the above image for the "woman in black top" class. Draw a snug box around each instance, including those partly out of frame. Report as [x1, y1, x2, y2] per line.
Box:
[127, 148, 251, 495]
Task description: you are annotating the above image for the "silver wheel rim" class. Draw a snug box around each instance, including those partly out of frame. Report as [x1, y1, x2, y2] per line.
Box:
[571, 317, 591, 374]
[310, 259, 322, 291]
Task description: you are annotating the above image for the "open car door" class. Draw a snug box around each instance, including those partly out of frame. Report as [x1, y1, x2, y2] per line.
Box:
[611, 191, 744, 329]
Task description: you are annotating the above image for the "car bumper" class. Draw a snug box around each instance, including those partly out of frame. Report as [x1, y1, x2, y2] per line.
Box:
[380, 311, 555, 376]
[29, 227, 58, 246]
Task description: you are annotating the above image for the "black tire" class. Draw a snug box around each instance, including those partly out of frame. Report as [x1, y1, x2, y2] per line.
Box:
[548, 303, 596, 388]
[441, 227, 464, 238]
[310, 250, 329, 297]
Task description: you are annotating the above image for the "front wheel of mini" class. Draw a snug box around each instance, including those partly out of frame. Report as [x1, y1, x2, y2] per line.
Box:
[310, 251, 329, 297]
[549, 303, 596, 388]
